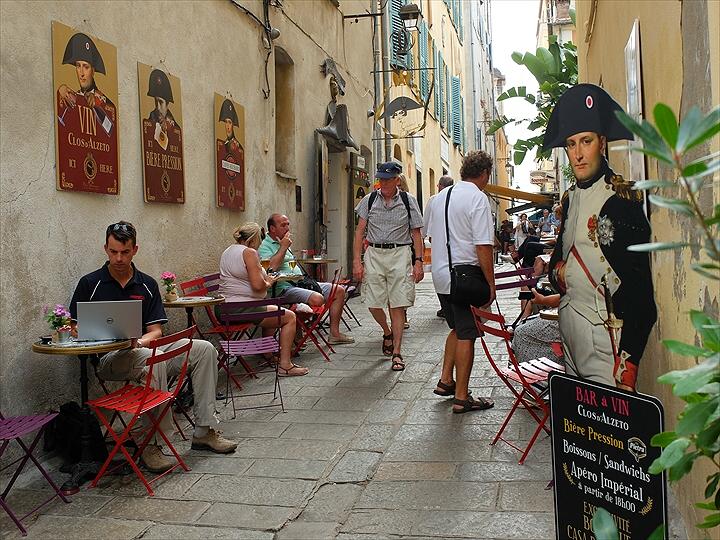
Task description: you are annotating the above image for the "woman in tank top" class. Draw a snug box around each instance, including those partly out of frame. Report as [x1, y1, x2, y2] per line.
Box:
[219, 222, 308, 376]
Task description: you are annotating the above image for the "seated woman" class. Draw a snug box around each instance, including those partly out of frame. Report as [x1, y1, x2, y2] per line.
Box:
[512, 288, 562, 365]
[219, 222, 308, 377]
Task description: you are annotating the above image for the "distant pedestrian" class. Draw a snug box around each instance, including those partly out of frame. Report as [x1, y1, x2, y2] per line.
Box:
[424, 175, 454, 319]
[427, 151, 496, 413]
[353, 162, 424, 371]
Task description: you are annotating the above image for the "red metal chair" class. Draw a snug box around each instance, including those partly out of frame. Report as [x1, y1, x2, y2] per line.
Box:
[217, 299, 286, 418]
[87, 327, 195, 496]
[471, 307, 564, 464]
[292, 269, 342, 362]
[493, 267, 539, 325]
[0, 411, 70, 536]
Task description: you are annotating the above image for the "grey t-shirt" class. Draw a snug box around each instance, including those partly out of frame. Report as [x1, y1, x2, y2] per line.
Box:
[355, 189, 423, 244]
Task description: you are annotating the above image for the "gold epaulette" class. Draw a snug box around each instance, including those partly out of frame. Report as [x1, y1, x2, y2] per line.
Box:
[610, 175, 644, 202]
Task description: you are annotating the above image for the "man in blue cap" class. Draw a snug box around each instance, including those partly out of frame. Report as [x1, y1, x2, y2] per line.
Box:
[353, 162, 424, 371]
[545, 84, 657, 392]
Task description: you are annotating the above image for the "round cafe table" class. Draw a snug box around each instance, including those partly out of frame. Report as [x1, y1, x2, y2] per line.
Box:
[295, 258, 338, 282]
[540, 309, 559, 321]
[32, 339, 132, 494]
[163, 295, 225, 329]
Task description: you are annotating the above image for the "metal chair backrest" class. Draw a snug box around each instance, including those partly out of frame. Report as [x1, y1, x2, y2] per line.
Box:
[140, 326, 195, 407]
[179, 277, 208, 297]
[218, 298, 285, 327]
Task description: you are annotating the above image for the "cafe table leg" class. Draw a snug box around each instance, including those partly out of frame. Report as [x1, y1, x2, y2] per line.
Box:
[60, 355, 101, 495]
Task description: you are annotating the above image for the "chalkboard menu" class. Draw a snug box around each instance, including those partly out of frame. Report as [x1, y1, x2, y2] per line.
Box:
[549, 372, 667, 540]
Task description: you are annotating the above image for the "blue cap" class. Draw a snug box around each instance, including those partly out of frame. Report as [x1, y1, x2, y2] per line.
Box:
[375, 161, 402, 179]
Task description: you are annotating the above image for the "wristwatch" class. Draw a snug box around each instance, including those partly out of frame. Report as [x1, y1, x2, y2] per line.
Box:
[413, 257, 424, 263]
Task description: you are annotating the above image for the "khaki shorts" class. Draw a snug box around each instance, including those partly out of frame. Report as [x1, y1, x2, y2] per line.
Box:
[362, 245, 415, 309]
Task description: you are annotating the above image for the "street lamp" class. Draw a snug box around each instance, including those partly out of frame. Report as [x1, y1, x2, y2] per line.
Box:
[399, 3, 423, 32]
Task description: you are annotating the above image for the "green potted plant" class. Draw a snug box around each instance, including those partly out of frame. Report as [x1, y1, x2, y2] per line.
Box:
[44, 304, 72, 343]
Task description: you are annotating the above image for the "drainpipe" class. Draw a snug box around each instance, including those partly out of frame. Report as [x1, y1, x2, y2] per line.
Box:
[373, 0, 382, 166]
[381, 0, 392, 161]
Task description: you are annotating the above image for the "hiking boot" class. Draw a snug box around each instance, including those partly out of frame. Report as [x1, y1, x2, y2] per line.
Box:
[191, 428, 238, 454]
[141, 444, 173, 473]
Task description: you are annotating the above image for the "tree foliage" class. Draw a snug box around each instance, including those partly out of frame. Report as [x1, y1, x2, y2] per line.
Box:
[487, 35, 578, 165]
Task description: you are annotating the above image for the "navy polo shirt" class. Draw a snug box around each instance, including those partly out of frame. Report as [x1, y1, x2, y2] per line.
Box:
[70, 262, 168, 332]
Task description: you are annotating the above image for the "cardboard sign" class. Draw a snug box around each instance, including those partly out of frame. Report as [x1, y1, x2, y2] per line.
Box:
[138, 63, 184, 203]
[549, 372, 667, 540]
[52, 21, 119, 194]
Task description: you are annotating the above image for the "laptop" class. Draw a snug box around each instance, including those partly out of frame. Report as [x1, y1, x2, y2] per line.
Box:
[77, 300, 142, 341]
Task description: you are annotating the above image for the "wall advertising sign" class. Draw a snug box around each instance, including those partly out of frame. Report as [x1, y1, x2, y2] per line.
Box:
[549, 372, 667, 540]
[213, 94, 245, 211]
[138, 63, 184, 203]
[52, 21, 119, 194]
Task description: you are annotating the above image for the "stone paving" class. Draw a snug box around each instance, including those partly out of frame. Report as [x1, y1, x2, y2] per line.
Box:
[3, 272, 559, 539]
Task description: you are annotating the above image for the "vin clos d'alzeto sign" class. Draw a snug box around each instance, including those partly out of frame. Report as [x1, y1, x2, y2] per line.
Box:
[549, 372, 667, 540]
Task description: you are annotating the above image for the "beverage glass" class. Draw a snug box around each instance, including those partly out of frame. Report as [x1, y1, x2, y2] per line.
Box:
[289, 260, 297, 270]
[261, 259, 271, 270]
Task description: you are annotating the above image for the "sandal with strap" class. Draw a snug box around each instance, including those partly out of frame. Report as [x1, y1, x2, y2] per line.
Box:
[391, 353, 405, 371]
[452, 396, 494, 414]
[278, 364, 309, 377]
[382, 333, 394, 356]
[433, 379, 456, 396]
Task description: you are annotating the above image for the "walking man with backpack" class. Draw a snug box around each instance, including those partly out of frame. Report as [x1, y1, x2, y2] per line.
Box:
[353, 162, 424, 371]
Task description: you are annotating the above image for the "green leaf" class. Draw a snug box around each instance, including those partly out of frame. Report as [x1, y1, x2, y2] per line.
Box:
[668, 451, 697, 482]
[676, 106, 703, 153]
[690, 312, 720, 350]
[633, 180, 675, 190]
[676, 399, 719, 436]
[511, 51, 524, 64]
[648, 194, 694, 216]
[647, 525, 665, 540]
[650, 431, 678, 448]
[691, 264, 720, 281]
[615, 111, 674, 164]
[706, 473, 720, 499]
[653, 103, 679, 148]
[697, 512, 720, 529]
[695, 502, 718, 510]
[697, 419, 720, 450]
[513, 148, 528, 166]
[627, 241, 689, 252]
[592, 508, 619, 540]
[683, 158, 720, 179]
[649, 437, 691, 473]
[682, 105, 720, 153]
[658, 355, 720, 396]
[663, 340, 713, 357]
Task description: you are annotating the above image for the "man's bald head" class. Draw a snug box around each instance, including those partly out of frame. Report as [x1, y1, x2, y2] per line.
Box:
[267, 213, 290, 240]
[438, 175, 454, 191]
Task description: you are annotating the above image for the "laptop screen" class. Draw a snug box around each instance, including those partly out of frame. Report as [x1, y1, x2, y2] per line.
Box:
[76, 300, 142, 341]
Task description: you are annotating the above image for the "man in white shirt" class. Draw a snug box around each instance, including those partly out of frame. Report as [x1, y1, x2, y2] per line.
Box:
[423, 175, 454, 318]
[426, 151, 496, 413]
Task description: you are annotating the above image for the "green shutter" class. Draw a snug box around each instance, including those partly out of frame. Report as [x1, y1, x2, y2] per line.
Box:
[458, 1, 464, 43]
[438, 53, 445, 128]
[445, 65, 451, 135]
[451, 76, 461, 145]
[389, 0, 408, 70]
[419, 22, 429, 101]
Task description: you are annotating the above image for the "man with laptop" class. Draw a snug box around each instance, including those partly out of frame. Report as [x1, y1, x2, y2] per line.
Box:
[69, 221, 237, 472]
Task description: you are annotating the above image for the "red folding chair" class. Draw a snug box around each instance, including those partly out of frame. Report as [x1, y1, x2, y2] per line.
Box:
[493, 267, 538, 325]
[1, 411, 70, 536]
[471, 307, 564, 464]
[339, 278, 361, 328]
[292, 269, 342, 362]
[87, 327, 195, 496]
[217, 299, 286, 418]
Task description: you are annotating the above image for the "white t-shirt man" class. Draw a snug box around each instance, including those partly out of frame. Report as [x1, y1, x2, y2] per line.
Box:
[426, 180, 495, 294]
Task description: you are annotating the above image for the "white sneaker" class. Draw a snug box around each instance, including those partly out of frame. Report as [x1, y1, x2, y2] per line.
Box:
[295, 303, 314, 314]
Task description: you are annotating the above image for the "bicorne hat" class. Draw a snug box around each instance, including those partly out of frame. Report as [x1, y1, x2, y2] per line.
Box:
[62, 32, 106, 74]
[147, 69, 173, 103]
[218, 99, 239, 126]
[542, 84, 633, 151]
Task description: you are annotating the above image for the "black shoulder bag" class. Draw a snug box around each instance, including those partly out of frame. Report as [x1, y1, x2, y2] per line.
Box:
[444, 186, 490, 307]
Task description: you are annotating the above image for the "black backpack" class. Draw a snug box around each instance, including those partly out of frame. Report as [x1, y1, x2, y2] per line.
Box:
[44, 401, 108, 465]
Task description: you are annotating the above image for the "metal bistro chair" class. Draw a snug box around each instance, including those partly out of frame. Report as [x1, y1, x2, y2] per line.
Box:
[87, 327, 195, 496]
[217, 299, 286, 418]
[1, 411, 70, 536]
[292, 268, 342, 362]
[471, 307, 564, 464]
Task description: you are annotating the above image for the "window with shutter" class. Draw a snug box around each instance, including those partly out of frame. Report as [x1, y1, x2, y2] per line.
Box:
[458, 1, 464, 43]
[419, 22, 429, 101]
[445, 65, 451, 136]
[438, 53, 445, 128]
[389, 0, 408, 70]
[451, 76, 462, 144]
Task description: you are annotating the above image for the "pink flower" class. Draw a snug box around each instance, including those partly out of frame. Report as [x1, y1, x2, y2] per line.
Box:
[161, 272, 176, 281]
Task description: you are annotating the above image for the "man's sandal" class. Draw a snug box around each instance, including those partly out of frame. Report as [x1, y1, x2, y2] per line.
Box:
[382, 333, 394, 356]
[452, 396, 494, 414]
[391, 353, 405, 371]
[433, 379, 456, 396]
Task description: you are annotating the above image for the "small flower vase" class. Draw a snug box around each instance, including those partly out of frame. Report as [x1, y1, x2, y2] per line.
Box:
[55, 329, 71, 343]
[165, 284, 178, 302]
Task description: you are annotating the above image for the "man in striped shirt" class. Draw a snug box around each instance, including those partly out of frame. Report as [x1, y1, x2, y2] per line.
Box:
[353, 162, 424, 372]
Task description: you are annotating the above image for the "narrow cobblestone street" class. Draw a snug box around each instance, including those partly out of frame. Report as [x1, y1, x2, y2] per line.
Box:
[1, 269, 561, 539]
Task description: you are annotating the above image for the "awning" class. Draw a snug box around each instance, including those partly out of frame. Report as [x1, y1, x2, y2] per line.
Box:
[482, 184, 553, 205]
[506, 202, 537, 215]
